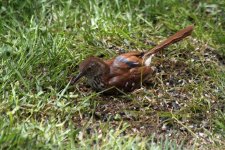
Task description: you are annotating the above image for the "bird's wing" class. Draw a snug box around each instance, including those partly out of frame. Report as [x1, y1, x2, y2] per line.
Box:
[108, 66, 153, 91]
[111, 51, 144, 69]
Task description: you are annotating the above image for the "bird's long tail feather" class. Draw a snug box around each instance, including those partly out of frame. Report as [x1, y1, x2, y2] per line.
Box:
[144, 25, 194, 66]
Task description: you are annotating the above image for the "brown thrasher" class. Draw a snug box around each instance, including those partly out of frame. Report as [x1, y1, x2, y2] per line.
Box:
[71, 25, 194, 94]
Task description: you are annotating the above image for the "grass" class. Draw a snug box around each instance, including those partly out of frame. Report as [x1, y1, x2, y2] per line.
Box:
[0, 0, 225, 149]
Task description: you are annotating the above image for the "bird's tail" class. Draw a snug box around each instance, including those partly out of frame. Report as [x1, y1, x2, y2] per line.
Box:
[144, 25, 194, 66]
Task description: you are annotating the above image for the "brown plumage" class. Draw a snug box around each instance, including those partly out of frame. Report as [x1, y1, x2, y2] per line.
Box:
[72, 25, 194, 94]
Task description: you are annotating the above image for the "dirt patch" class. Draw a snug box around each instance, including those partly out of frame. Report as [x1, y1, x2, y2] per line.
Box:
[72, 38, 224, 147]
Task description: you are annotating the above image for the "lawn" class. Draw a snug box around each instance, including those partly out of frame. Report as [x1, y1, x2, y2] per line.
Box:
[0, 0, 225, 149]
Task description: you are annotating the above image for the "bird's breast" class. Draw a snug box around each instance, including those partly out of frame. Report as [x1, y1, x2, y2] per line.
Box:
[87, 76, 106, 91]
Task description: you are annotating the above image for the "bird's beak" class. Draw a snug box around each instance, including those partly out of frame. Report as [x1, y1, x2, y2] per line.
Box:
[70, 72, 84, 84]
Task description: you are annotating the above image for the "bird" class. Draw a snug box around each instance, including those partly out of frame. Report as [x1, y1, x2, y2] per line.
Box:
[71, 25, 194, 94]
